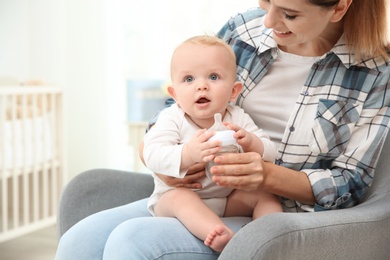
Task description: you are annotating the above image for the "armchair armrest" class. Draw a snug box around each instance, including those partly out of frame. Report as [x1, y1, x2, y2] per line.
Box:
[220, 133, 390, 259]
[219, 197, 390, 259]
[57, 169, 154, 238]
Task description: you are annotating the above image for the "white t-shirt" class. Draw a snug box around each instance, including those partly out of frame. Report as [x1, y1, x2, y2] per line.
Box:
[242, 48, 321, 148]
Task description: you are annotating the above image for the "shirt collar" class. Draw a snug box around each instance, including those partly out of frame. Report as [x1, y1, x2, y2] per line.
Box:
[255, 29, 359, 68]
[257, 27, 278, 54]
[331, 35, 357, 68]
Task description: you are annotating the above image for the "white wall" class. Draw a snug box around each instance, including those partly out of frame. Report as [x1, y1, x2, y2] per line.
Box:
[0, 0, 256, 180]
[0, 0, 128, 178]
[122, 1, 256, 80]
[64, 0, 128, 177]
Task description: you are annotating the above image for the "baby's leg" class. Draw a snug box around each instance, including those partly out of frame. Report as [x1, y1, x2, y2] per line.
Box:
[155, 187, 234, 252]
[224, 189, 282, 219]
[252, 190, 283, 219]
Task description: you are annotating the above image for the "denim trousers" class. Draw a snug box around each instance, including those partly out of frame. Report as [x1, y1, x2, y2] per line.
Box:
[55, 198, 251, 259]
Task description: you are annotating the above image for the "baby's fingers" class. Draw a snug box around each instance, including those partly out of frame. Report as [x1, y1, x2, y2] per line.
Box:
[201, 146, 221, 162]
[203, 154, 215, 163]
[224, 122, 240, 131]
[200, 129, 217, 142]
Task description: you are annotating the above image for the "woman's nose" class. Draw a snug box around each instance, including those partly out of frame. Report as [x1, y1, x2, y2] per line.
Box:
[263, 6, 279, 29]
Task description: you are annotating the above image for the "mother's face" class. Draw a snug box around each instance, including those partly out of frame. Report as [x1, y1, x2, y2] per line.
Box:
[258, 0, 348, 55]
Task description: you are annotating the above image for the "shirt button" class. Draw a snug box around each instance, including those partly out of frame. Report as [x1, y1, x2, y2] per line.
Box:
[303, 91, 309, 96]
[275, 158, 283, 165]
[289, 126, 295, 132]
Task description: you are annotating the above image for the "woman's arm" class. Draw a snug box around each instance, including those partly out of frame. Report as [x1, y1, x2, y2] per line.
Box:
[156, 163, 206, 190]
[210, 152, 316, 205]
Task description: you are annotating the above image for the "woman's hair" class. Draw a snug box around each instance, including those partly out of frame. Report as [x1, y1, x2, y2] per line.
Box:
[309, 0, 390, 60]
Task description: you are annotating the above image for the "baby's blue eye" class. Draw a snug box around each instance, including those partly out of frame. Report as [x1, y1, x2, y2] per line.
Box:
[209, 74, 219, 80]
[185, 76, 194, 82]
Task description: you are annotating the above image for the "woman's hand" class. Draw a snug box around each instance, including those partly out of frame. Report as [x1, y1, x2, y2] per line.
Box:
[155, 162, 206, 189]
[210, 151, 316, 204]
[210, 151, 265, 191]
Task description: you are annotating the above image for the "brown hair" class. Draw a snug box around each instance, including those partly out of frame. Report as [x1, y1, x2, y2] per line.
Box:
[309, 0, 390, 60]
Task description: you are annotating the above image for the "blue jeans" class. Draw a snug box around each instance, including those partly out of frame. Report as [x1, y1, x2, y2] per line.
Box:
[55, 198, 251, 259]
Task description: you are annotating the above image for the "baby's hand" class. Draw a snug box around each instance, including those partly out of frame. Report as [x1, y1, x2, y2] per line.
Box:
[185, 129, 221, 163]
[224, 122, 254, 151]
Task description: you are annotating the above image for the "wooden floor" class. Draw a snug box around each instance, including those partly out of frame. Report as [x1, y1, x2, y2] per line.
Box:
[0, 225, 57, 260]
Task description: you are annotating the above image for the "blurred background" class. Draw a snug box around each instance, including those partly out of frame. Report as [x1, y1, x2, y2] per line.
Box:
[0, 0, 256, 178]
[0, 1, 256, 258]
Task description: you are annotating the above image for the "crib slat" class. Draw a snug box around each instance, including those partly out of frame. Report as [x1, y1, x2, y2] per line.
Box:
[11, 94, 20, 229]
[21, 94, 30, 226]
[41, 93, 49, 219]
[31, 94, 40, 222]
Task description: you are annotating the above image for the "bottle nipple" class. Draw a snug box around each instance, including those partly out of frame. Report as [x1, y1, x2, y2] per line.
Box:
[209, 113, 227, 131]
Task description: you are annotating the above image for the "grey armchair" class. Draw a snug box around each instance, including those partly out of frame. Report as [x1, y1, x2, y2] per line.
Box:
[57, 135, 390, 259]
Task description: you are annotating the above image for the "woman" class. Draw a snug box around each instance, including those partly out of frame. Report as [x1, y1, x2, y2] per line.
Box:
[55, 0, 390, 259]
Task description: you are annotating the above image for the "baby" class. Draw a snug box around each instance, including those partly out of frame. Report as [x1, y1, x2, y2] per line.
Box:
[143, 35, 282, 252]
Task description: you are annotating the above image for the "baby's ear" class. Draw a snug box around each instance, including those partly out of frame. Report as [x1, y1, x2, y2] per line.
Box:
[167, 85, 176, 99]
[230, 81, 243, 102]
[167, 85, 180, 107]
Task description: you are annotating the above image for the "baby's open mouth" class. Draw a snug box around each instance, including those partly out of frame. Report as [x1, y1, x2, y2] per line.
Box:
[196, 97, 210, 104]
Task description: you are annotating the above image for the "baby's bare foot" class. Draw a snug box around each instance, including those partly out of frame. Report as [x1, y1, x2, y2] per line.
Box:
[204, 224, 234, 252]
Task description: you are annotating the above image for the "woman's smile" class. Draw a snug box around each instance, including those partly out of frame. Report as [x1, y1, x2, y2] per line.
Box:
[273, 29, 292, 38]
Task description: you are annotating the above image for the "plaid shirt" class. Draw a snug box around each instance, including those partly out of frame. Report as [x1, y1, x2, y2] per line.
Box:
[217, 8, 390, 211]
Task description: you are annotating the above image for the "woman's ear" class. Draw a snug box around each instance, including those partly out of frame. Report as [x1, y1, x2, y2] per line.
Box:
[330, 0, 352, 22]
[230, 81, 243, 102]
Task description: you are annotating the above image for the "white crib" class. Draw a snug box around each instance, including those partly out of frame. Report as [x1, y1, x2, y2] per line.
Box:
[0, 86, 65, 243]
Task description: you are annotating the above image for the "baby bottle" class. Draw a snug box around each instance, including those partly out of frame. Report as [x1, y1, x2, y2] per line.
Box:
[205, 113, 241, 179]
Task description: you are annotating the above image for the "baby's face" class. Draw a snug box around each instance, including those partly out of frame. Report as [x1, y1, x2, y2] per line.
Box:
[169, 43, 237, 121]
